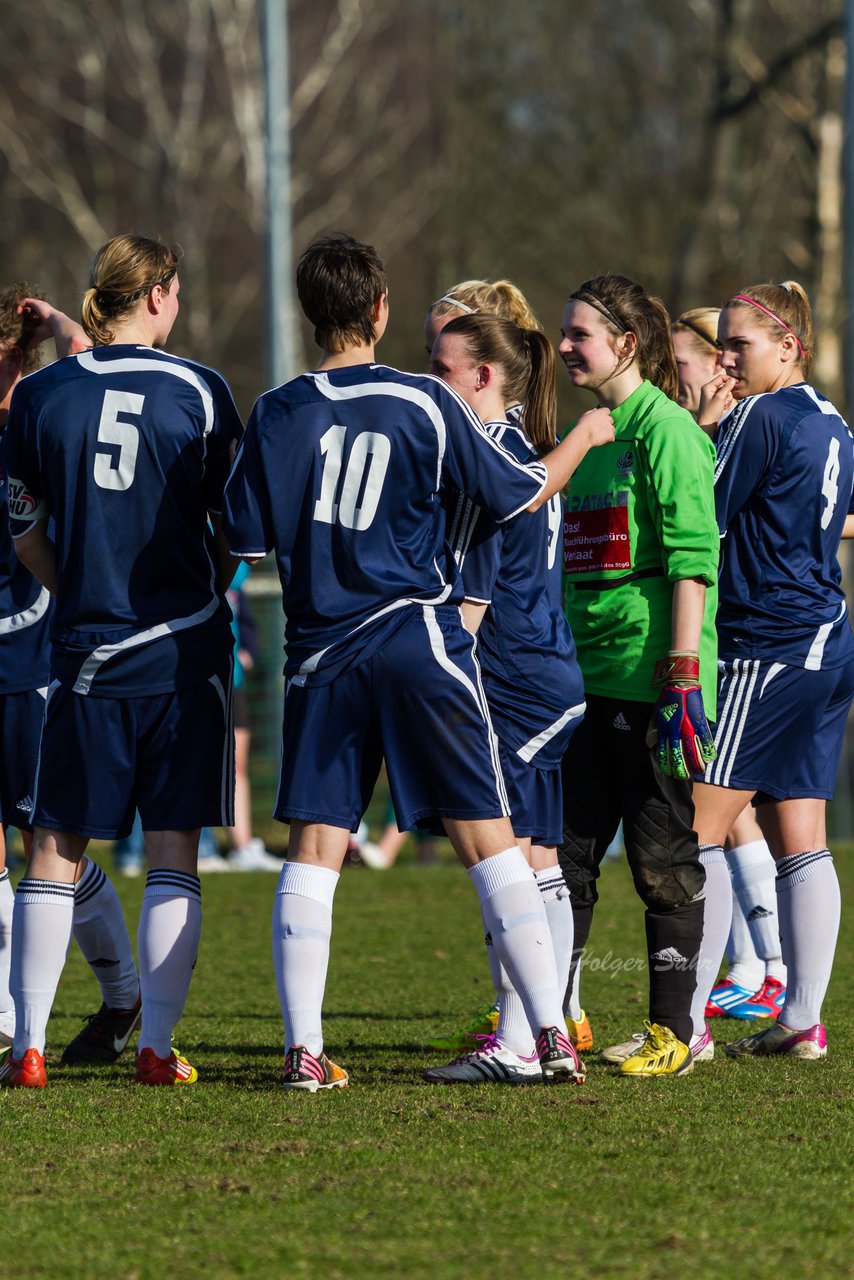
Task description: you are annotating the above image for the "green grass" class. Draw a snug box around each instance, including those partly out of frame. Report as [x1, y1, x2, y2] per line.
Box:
[2, 852, 852, 1279]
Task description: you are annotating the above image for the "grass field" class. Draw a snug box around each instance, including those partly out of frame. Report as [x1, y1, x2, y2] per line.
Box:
[2, 847, 852, 1279]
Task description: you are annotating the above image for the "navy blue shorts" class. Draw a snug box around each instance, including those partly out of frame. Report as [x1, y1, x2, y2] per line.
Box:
[706, 656, 854, 801]
[0, 687, 47, 831]
[276, 605, 510, 831]
[498, 739, 562, 846]
[33, 666, 234, 840]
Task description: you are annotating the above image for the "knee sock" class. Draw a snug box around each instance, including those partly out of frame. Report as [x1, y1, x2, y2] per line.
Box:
[725, 888, 765, 992]
[728, 839, 786, 984]
[537, 866, 573, 995]
[137, 869, 201, 1058]
[0, 869, 14, 1024]
[73, 858, 139, 1009]
[775, 850, 840, 1030]
[491, 865, 571, 1058]
[273, 861, 339, 1057]
[11, 878, 75, 1056]
[646, 896, 705, 1045]
[690, 845, 731, 1036]
[468, 848, 563, 1042]
[564, 899, 593, 1018]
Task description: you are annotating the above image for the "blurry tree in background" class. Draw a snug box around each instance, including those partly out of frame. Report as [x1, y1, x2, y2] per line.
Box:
[0, 0, 845, 407]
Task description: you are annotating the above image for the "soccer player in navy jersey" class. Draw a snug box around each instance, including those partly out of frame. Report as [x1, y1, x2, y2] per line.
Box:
[421, 313, 589, 1085]
[0, 235, 242, 1088]
[0, 286, 143, 1066]
[688, 281, 854, 1060]
[223, 233, 614, 1090]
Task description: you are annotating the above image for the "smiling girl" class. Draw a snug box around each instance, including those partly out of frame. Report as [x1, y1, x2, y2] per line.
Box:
[556, 274, 719, 1077]
[691, 282, 854, 1061]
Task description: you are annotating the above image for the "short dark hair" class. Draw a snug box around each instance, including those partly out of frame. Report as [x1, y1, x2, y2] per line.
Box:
[296, 234, 387, 353]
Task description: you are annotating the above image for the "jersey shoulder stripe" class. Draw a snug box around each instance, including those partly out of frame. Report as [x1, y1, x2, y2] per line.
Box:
[714, 393, 769, 484]
[75, 349, 216, 435]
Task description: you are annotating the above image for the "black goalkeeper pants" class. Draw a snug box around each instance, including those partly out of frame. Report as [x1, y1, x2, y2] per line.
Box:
[558, 694, 706, 1044]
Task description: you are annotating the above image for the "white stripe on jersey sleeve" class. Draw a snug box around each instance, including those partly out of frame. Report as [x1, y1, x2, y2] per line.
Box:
[76, 350, 216, 435]
[516, 702, 586, 764]
[713, 393, 768, 484]
[0, 585, 51, 635]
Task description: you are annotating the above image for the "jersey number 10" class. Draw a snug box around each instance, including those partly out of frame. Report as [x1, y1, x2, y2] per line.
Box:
[313, 424, 391, 531]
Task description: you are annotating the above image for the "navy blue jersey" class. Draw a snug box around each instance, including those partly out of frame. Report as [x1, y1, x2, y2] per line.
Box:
[446, 419, 585, 768]
[223, 364, 547, 685]
[4, 345, 240, 696]
[714, 384, 854, 669]
[0, 425, 51, 693]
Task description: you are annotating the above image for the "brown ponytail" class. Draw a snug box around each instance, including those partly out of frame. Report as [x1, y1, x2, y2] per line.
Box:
[570, 275, 679, 402]
[440, 314, 556, 455]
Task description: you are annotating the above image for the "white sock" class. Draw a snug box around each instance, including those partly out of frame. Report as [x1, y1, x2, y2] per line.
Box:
[565, 962, 583, 1022]
[0, 869, 14, 1021]
[537, 865, 573, 996]
[11, 878, 75, 1056]
[468, 848, 563, 1040]
[273, 861, 339, 1056]
[725, 888, 765, 992]
[728, 839, 785, 983]
[73, 858, 139, 1009]
[137, 869, 201, 1058]
[494, 865, 574, 1058]
[691, 845, 731, 1036]
[775, 850, 840, 1030]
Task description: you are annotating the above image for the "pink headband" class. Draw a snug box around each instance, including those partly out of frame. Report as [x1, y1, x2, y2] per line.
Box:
[731, 294, 806, 357]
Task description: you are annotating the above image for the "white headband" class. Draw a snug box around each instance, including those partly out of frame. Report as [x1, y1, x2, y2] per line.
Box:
[433, 294, 478, 314]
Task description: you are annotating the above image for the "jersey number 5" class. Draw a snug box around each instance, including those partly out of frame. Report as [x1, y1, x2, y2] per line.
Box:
[314, 424, 391, 531]
[821, 437, 840, 531]
[93, 390, 143, 492]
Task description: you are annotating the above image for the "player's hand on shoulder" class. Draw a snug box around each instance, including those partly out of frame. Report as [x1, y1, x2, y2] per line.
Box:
[576, 406, 615, 448]
[698, 373, 735, 430]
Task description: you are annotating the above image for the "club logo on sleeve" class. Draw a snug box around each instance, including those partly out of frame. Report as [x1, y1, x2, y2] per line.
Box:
[7, 478, 46, 520]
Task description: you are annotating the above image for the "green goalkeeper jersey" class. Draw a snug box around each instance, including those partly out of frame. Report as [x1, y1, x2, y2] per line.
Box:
[563, 380, 718, 712]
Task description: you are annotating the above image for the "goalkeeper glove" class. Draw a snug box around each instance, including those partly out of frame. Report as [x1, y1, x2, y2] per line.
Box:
[650, 651, 717, 781]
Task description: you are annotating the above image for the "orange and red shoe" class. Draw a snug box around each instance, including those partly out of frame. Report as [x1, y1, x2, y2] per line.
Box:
[136, 1046, 198, 1086]
[0, 1047, 47, 1088]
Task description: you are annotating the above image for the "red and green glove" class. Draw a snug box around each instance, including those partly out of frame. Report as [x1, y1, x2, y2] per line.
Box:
[650, 651, 717, 781]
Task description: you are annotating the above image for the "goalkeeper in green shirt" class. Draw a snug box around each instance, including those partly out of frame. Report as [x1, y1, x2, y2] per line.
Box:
[557, 274, 718, 1077]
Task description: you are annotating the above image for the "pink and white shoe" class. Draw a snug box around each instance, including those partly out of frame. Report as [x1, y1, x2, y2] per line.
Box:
[689, 1023, 714, 1061]
[725, 1021, 827, 1060]
[537, 1025, 586, 1083]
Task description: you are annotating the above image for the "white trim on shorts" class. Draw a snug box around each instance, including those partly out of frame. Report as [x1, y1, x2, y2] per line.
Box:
[420, 604, 510, 815]
[706, 658, 761, 788]
[516, 702, 586, 764]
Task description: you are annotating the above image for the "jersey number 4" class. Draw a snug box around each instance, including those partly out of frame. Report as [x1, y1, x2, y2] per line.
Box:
[93, 390, 142, 492]
[313, 424, 391, 531]
[821, 437, 840, 531]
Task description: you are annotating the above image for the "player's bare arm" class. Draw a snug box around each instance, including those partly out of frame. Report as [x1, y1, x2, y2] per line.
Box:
[528, 406, 614, 511]
[12, 520, 57, 595]
[16, 297, 90, 358]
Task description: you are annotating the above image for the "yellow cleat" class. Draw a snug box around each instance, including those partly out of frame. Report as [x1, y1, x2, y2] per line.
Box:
[618, 1021, 693, 1077]
[566, 1010, 593, 1052]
